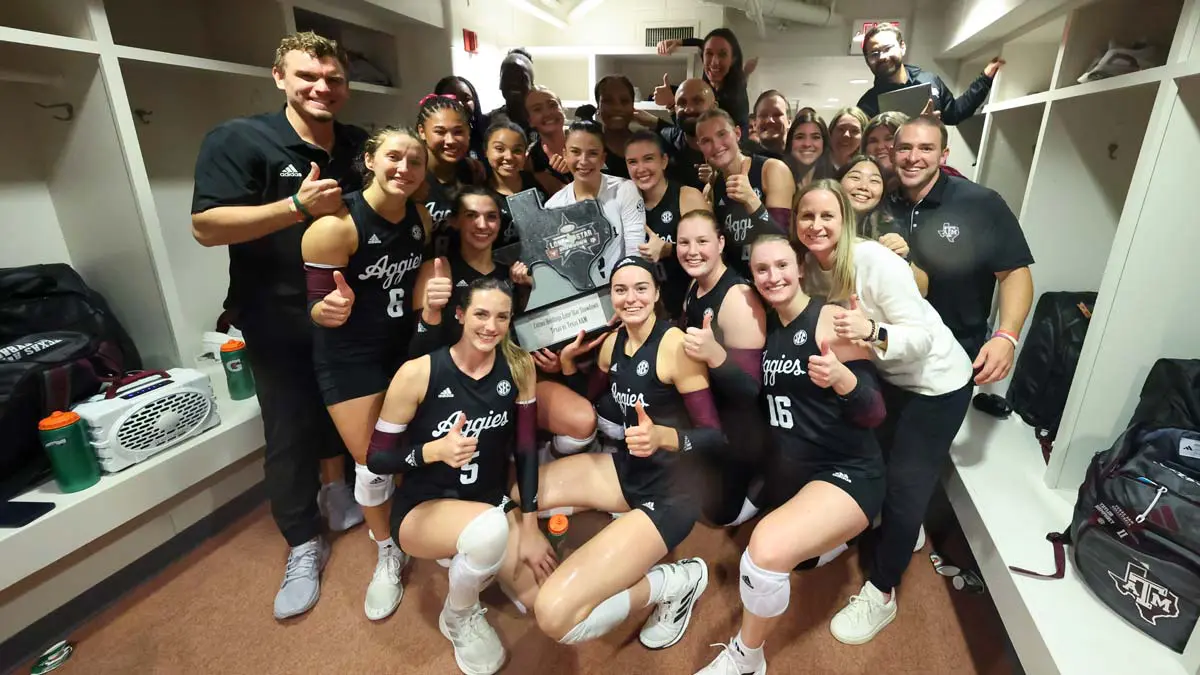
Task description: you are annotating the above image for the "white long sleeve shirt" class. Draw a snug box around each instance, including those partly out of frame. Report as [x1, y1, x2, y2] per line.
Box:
[544, 174, 646, 281]
[805, 240, 973, 396]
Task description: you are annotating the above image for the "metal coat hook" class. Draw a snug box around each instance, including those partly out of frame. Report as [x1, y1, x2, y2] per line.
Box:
[134, 109, 153, 125]
[1108, 143, 1119, 160]
[35, 101, 74, 121]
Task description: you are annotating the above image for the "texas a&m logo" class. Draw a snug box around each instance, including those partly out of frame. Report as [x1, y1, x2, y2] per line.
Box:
[1108, 561, 1180, 625]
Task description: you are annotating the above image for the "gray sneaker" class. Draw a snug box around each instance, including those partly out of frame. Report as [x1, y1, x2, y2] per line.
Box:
[319, 482, 364, 532]
[274, 537, 330, 620]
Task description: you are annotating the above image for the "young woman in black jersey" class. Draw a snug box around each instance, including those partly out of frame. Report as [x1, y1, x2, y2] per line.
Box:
[786, 109, 833, 188]
[696, 109, 794, 281]
[595, 75, 637, 179]
[521, 257, 720, 651]
[302, 126, 434, 622]
[693, 235, 887, 675]
[524, 86, 570, 195]
[410, 186, 530, 355]
[415, 94, 487, 258]
[433, 75, 487, 161]
[364, 278, 550, 675]
[623, 130, 709, 319]
[483, 119, 543, 249]
[675, 211, 767, 526]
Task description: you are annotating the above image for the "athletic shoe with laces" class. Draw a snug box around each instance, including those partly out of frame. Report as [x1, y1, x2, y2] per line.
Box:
[364, 543, 407, 620]
[273, 536, 329, 620]
[639, 557, 709, 649]
[830, 581, 897, 645]
[439, 604, 506, 675]
[318, 481, 364, 532]
[693, 640, 767, 675]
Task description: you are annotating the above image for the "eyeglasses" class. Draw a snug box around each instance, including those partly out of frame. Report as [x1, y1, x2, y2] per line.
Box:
[866, 43, 898, 60]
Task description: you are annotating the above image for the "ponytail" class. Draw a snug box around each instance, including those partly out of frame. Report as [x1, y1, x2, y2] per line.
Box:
[460, 277, 534, 390]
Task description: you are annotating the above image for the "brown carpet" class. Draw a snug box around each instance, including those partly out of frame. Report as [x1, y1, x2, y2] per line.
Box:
[38, 506, 1014, 674]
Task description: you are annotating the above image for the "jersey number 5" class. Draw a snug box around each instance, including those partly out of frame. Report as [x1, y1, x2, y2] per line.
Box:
[766, 394, 793, 429]
[460, 451, 480, 485]
[387, 288, 405, 318]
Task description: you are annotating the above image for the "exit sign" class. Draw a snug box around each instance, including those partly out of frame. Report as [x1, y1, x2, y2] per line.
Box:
[849, 18, 904, 55]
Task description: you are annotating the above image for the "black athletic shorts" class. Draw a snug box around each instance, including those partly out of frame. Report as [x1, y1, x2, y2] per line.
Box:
[610, 453, 699, 551]
[760, 441, 885, 523]
[389, 483, 509, 543]
[313, 343, 408, 406]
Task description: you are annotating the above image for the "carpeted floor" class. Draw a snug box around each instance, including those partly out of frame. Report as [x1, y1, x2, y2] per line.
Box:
[36, 505, 1015, 674]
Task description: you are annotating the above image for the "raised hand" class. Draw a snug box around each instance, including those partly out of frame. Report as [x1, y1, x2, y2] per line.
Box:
[683, 311, 723, 366]
[878, 232, 910, 259]
[808, 340, 852, 391]
[296, 162, 342, 218]
[549, 153, 569, 175]
[726, 174, 760, 208]
[424, 258, 453, 317]
[984, 56, 1006, 79]
[656, 40, 682, 56]
[316, 270, 355, 327]
[531, 348, 562, 374]
[625, 401, 660, 457]
[510, 261, 532, 286]
[653, 73, 675, 108]
[696, 163, 714, 184]
[559, 328, 610, 367]
[435, 413, 478, 468]
[833, 294, 873, 342]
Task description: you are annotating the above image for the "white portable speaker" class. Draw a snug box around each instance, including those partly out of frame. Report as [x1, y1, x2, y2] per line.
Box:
[72, 368, 221, 473]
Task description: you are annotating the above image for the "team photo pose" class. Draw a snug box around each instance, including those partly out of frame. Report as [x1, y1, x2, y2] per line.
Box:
[303, 126, 434, 620]
[696, 109, 794, 281]
[528, 257, 720, 651]
[624, 130, 710, 319]
[525, 85, 571, 194]
[482, 119, 543, 249]
[792, 178, 974, 644]
[365, 278, 549, 675]
[416, 94, 487, 258]
[695, 235, 887, 675]
[836, 156, 927, 294]
[433, 75, 487, 161]
[410, 186, 528, 356]
[675, 211, 767, 526]
[785, 109, 832, 188]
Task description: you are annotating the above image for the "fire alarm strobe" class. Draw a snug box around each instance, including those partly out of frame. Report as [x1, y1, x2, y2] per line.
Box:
[72, 368, 221, 473]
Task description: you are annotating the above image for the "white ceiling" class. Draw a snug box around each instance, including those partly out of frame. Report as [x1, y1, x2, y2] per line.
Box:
[754, 55, 874, 115]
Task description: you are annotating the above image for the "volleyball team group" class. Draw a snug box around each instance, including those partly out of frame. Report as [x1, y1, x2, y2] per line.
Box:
[192, 24, 1034, 675]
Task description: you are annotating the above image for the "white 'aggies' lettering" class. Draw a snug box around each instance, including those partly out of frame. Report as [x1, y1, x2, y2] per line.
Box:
[610, 383, 649, 417]
[359, 253, 422, 289]
[724, 213, 753, 242]
[431, 409, 510, 438]
[762, 353, 806, 386]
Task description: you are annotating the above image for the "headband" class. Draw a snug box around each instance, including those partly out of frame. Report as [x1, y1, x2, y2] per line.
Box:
[612, 256, 658, 279]
[419, 93, 458, 107]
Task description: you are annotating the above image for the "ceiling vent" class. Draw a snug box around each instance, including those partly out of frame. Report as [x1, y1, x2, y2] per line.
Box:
[645, 26, 696, 47]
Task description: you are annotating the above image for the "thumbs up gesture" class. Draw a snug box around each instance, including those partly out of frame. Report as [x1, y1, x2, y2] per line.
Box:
[424, 257, 453, 321]
[436, 413, 479, 468]
[316, 270, 355, 327]
[683, 311, 722, 366]
[295, 161, 343, 219]
[625, 401, 660, 457]
[653, 73, 675, 108]
[808, 340, 852, 391]
[833, 294, 873, 342]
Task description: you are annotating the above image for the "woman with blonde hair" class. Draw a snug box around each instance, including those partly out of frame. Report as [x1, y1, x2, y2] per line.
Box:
[827, 106, 870, 173]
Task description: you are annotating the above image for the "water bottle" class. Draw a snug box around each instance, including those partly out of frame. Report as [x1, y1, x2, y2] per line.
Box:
[220, 339, 256, 400]
[38, 411, 101, 493]
[547, 514, 569, 558]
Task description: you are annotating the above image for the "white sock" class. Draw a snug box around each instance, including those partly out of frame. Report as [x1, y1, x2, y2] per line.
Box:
[376, 535, 397, 551]
[446, 553, 492, 613]
[726, 497, 760, 527]
[553, 433, 595, 455]
[645, 567, 666, 606]
[816, 543, 848, 567]
[559, 589, 632, 644]
[732, 632, 765, 668]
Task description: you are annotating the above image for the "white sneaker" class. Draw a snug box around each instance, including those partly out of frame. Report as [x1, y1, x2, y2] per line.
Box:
[439, 605, 506, 675]
[830, 581, 897, 645]
[1078, 40, 1160, 83]
[639, 557, 709, 649]
[364, 543, 406, 620]
[319, 482, 364, 532]
[913, 524, 926, 553]
[694, 639, 766, 675]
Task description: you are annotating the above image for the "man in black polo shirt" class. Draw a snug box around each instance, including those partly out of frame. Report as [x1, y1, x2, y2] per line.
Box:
[884, 115, 1034, 385]
[191, 32, 368, 620]
[857, 23, 1002, 124]
[657, 78, 776, 190]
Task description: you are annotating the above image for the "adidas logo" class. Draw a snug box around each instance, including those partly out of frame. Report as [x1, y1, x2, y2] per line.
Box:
[417, 323, 427, 333]
[741, 574, 754, 589]
[642, 501, 655, 511]
[370, 475, 386, 484]
[405, 449, 417, 467]
[368, 234, 382, 245]
[279, 163, 302, 178]
[832, 471, 851, 483]
[717, 197, 725, 206]
[438, 387, 454, 399]
[682, 437, 693, 452]
[456, 279, 468, 287]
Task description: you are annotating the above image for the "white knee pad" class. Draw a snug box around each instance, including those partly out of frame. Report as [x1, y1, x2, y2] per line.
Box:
[596, 416, 625, 441]
[456, 505, 509, 574]
[558, 590, 631, 645]
[553, 431, 597, 454]
[739, 549, 791, 618]
[354, 463, 394, 507]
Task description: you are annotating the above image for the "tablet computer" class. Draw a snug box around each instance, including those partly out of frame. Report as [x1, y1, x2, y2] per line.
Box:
[878, 82, 933, 118]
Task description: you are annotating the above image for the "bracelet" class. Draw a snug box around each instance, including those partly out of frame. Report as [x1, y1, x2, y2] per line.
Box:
[291, 193, 313, 221]
[992, 329, 1019, 348]
[867, 319, 879, 342]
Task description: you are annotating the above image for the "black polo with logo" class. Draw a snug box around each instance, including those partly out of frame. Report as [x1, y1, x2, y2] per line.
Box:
[881, 172, 1034, 355]
[191, 108, 367, 334]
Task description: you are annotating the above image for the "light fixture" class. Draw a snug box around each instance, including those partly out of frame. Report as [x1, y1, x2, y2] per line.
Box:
[568, 0, 607, 21]
[827, 97, 839, 102]
[504, 0, 567, 28]
[849, 78, 869, 84]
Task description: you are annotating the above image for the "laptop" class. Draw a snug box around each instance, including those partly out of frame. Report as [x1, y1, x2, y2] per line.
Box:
[878, 82, 933, 118]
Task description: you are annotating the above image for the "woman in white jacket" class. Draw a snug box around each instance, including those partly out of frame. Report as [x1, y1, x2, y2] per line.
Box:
[795, 178, 974, 646]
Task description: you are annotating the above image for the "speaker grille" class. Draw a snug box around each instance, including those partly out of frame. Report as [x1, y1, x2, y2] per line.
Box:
[645, 26, 695, 47]
[116, 391, 213, 460]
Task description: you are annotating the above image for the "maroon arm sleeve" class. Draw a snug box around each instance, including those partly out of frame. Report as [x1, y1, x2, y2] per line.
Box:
[675, 388, 727, 453]
[513, 399, 539, 513]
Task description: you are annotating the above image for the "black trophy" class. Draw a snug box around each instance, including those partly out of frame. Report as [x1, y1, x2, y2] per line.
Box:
[505, 188, 620, 351]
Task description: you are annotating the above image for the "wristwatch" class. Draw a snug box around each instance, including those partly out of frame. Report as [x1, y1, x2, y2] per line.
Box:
[874, 324, 889, 343]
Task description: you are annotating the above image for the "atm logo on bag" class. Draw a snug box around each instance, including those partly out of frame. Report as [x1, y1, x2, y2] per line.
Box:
[1109, 561, 1180, 625]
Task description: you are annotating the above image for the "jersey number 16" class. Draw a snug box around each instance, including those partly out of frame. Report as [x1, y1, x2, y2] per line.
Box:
[766, 394, 793, 429]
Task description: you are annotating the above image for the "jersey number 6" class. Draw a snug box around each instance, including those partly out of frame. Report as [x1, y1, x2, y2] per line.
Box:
[460, 451, 480, 485]
[387, 288, 405, 318]
[766, 394, 793, 429]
